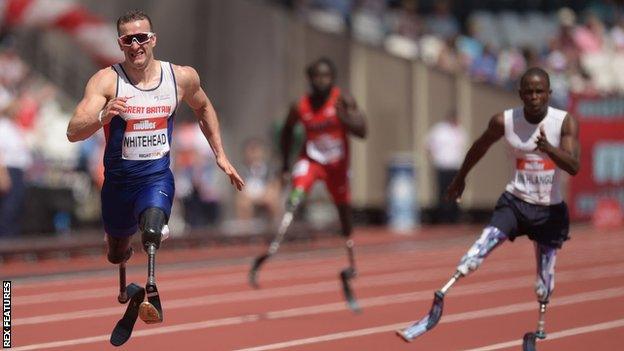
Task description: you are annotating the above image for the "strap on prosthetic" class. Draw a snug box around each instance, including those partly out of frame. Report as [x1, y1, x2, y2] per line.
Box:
[457, 226, 507, 276]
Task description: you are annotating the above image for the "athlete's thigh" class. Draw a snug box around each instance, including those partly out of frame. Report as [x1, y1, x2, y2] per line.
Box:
[489, 192, 520, 239]
[133, 172, 175, 221]
[528, 202, 570, 249]
[291, 158, 324, 193]
[101, 181, 140, 237]
[324, 161, 350, 205]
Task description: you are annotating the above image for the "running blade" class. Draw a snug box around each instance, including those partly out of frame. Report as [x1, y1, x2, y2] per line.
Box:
[139, 283, 163, 324]
[340, 267, 361, 313]
[396, 290, 445, 342]
[110, 283, 145, 346]
[248, 253, 271, 289]
[522, 332, 537, 351]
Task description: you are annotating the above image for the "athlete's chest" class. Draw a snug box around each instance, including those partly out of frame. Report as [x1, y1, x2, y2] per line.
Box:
[300, 105, 342, 134]
[506, 116, 561, 152]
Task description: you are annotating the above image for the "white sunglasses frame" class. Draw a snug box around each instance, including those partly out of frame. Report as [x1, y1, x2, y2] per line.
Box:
[118, 32, 155, 47]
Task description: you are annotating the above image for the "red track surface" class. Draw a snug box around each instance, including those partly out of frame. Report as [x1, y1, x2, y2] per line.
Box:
[6, 224, 624, 350]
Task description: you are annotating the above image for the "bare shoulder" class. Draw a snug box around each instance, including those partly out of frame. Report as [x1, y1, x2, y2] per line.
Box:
[171, 64, 200, 87]
[87, 67, 117, 98]
[489, 112, 505, 128]
[483, 112, 505, 138]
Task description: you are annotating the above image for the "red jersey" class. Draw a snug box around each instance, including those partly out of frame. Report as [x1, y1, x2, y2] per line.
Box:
[297, 87, 348, 165]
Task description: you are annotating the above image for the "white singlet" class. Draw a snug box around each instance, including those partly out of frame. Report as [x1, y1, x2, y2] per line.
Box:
[503, 106, 567, 205]
[112, 61, 177, 161]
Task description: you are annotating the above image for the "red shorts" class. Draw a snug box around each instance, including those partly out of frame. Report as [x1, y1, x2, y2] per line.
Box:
[291, 157, 350, 204]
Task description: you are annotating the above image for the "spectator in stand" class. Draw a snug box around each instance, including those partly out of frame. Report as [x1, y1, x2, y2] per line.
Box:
[426, 109, 467, 224]
[425, 0, 459, 40]
[172, 122, 224, 229]
[235, 138, 281, 224]
[0, 102, 32, 237]
[470, 44, 498, 83]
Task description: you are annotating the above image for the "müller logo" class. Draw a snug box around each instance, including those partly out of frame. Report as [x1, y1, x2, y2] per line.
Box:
[3, 281, 10, 349]
[133, 120, 157, 131]
[524, 160, 545, 171]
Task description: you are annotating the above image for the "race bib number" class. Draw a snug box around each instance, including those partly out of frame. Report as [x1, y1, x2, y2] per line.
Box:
[122, 117, 170, 160]
[306, 135, 345, 164]
[514, 158, 556, 197]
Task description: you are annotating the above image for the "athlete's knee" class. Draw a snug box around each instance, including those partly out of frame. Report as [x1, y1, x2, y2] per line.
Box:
[139, 207, 167, 250]
[106, 235, 132, 264]
[457, 226, 507, 276]
[337, 205, 353, 238]
[286, 187, 306, 212]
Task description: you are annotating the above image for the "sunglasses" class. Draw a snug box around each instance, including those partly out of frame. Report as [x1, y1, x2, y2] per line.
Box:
[118, 32, 155, 46]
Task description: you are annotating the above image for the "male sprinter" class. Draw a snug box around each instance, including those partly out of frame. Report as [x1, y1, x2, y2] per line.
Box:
[397, 67, 580, 348]
[249, 57, 367, 312]
[67, 9, 243, 335]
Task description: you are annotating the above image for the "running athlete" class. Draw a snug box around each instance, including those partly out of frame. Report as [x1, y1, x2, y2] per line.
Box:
[66, 10, 243, 338]
[248, 57, 367, 312]
[397, 67, 580, 349]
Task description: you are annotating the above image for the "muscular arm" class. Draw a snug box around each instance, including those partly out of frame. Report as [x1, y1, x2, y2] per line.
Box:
[336, 94, 367, 139]
[66, 69, 115, 142]
[280, 104, 299, 172]
[446, 113, 505, 200]
[536, 114, 580, 175]
[177, 65, 244, 189]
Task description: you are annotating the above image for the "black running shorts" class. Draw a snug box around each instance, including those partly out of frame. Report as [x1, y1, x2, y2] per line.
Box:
[489, 192, 570, 249]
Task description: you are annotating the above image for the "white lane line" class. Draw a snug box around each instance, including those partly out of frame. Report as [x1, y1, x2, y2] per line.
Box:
[11, 286, 624, 351]
[15, 242, 622, 307]
[465, 318, 624, 351]
[13, 248, 463, 306]
[8, 277, 624, 350]
[10, 237, 470, 289]
[233, 287, 624, 351]
[14, 261, 624, 326]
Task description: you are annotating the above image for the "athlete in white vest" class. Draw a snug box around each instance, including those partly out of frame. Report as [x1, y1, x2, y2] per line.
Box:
[67, 10, 244, 335]
[398, 67, 580, 345]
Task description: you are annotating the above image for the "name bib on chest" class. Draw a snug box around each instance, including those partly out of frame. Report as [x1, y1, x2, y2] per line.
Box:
[122, 116, 170, 160]
[514, 158, 555, 198]
[307, 135, 345, 164]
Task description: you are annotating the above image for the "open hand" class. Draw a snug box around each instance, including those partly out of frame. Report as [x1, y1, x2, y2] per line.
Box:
[216, 155, 245, 191]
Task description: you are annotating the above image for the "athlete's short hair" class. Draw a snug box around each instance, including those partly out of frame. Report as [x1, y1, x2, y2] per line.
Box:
[520, 67, 550, 89]
[116, 10, 153, 36]
[306, 57, 337, 79]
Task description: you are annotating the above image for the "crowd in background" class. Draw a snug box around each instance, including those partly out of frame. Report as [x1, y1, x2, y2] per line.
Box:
[3, 1, 624, 238]
[0, 39, 284, 238]
[273, 0, 624, 108]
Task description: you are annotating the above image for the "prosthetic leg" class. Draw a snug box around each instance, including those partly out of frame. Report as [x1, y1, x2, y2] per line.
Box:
[107, 236, 143, 347]
[397, 226, 507, 341]
[138, 208, 167, 324]
[105, 235, 134, 304]
[339, 238, 361, 313]
[248, 188, 304, 288]
[523, 243, 557, 351]
[337, 204, 361, 313]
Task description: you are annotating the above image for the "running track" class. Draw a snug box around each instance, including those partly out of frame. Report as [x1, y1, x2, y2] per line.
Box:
[5, 224, 623, 350]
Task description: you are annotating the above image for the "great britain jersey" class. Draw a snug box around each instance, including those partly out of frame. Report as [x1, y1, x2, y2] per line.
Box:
[297, 87, 348, 165]
[503, 106, 567, 205]
[103, 61, 178, 183]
